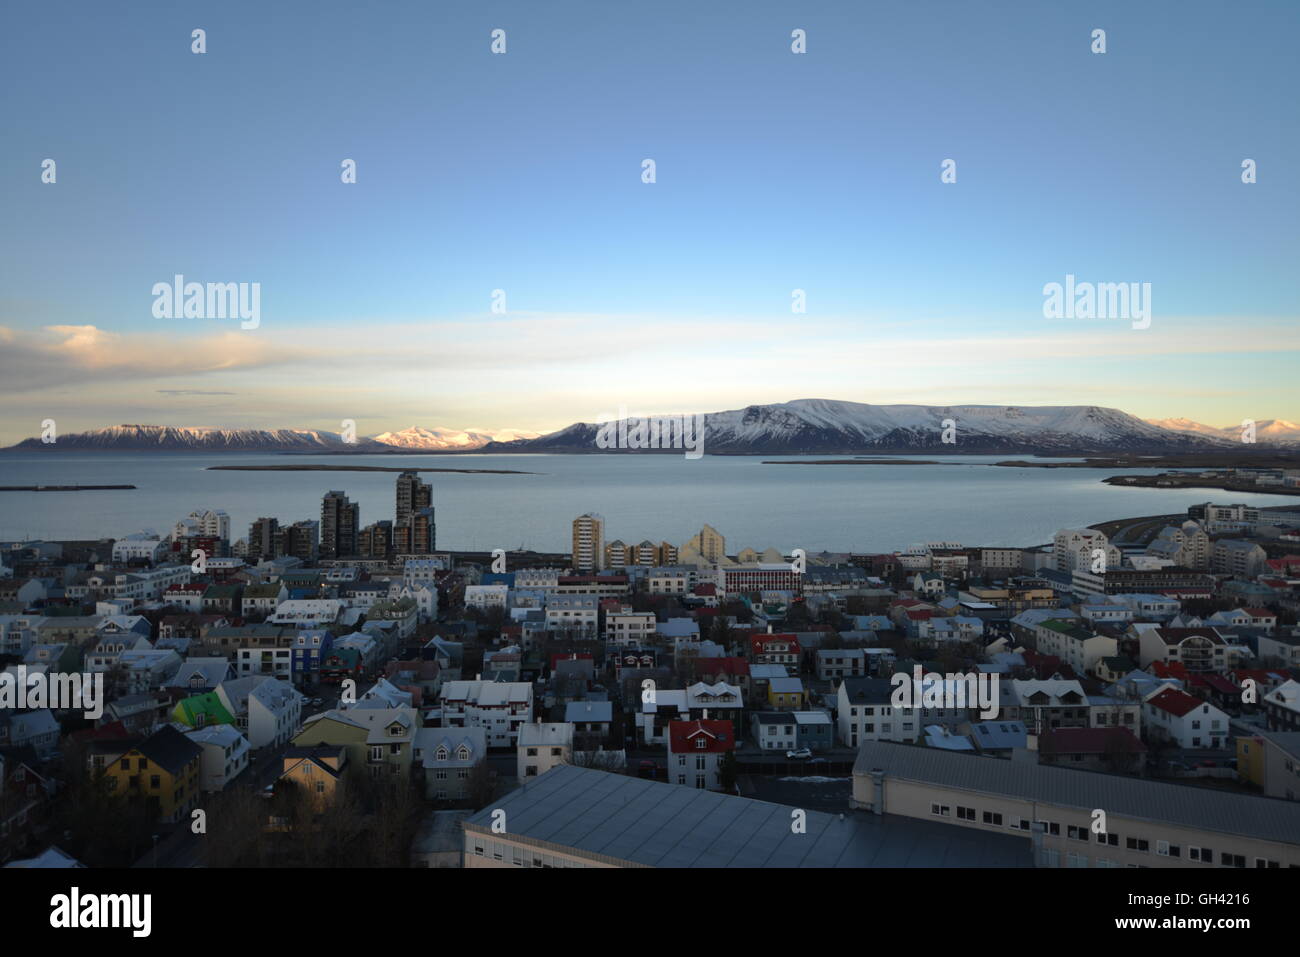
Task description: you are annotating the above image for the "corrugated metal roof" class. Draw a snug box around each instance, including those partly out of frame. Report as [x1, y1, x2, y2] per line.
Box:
[463, 765, 1030, 867]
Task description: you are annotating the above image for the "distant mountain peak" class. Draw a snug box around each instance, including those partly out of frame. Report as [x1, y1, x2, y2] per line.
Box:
[370, 426, 539, 450]
[1145, 417, 1300, 445]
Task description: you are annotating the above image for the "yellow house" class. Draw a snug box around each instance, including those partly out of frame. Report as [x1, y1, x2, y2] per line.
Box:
[278, 745, 348, 807]
[767, 677, 806, 710]
[102, 725, 202, 823]
[1237, 735, 1267, 790]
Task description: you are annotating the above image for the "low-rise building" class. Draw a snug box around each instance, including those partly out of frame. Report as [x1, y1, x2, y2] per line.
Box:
[517, 722, 573, 783]
[415, 726, 487, 800]
[667, 719, 734, 790]
[183, 723, 250, 792]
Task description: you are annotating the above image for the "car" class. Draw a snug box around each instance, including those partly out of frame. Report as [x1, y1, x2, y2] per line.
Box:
[1196, 759, 1217, 768]
[786, 748, 813, 759]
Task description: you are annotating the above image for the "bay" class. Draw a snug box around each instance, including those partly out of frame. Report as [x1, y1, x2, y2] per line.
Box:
[0, 452, 1296, 554]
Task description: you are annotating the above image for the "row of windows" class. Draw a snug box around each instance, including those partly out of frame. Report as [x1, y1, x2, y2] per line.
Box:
[470, 840, 588, 868]
[930, 804, 1290, 868]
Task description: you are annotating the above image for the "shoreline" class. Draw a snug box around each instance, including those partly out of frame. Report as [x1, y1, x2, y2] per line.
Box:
[1102, 475, 1300, 496]
[205, 465, 534, 475]
[0, 484, 137, 492]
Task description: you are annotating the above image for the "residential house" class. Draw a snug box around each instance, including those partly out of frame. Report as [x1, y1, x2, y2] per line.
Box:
[816, 648, 866, 683]
[438, 680, 533, 748]
[217, 676, 304, 750]
[101, 725, 202, 823]
[278, 745, 348, 806]
[414, 727, 486, 800]
[767, 677, 807, 711]
[293, 706, 419, 778]
[1144, 688, 1230, 749]
[1263, 680, 1300, 733]
[517, 722, 573, 782]
[1038, 727, 1147, 773]
[667, 719, 734, 790]
[183, 724, 250, 792]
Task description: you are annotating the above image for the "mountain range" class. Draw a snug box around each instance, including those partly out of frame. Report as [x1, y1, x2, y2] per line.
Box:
[1144, 418, 1300, 444]
[7, 402, 1298, 454]
[4, 423, 536, 452]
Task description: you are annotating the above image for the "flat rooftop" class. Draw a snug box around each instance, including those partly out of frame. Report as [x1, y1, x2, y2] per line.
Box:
[854, 741, 1300, 847]
[463, 765, 1030, 867]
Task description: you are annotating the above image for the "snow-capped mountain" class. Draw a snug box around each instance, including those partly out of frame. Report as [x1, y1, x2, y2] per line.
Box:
[9, 404, 1291, 454]
[8, 424, 371, 451]
[7, 423, 539, 452]
[1145, 418, 1300, 446]
[371, 426, 540, 450]
[482, 400, 1247, 454]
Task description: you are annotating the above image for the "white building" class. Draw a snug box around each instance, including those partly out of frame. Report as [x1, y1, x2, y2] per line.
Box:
[111, 532, 168, 564]
[604, 608, 656, 645]
[1144, 687, 1229, 749]
[648, 566, 696, 595]
[517, 722, 574, 782]
[184, 724, 250, 792]
[173, 508, 231, 542]
[544, 595, 598, 635]
[439, 680, 533, 747]
[237, 645, 293, 681]
[465, 584, 509, 611]
[514, 568, 562, 593]
[1032, 619, 1118, 676]
[1053, 528, 1117, 574]
[268, 598, 343, 628]
[217, 676, 304, 750]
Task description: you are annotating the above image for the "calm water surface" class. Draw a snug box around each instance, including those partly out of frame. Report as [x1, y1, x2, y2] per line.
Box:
[1, 452, 1295, 553]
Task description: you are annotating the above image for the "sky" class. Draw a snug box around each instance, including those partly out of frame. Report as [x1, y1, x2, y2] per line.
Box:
[1, 0, 1297, 444]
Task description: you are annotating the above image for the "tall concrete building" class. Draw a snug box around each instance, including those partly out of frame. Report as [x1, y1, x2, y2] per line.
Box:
[360, 520, 394, 560]
[247, 517, 281, 562]
[396, 471, 432, 526]
[394, 506, 436, 555]
[281, 520, 319, 562]
[572, 513, 605, 573]
[321, 491, 360, 559]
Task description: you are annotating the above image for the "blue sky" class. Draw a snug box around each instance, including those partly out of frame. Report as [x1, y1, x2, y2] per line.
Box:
[1, 0, 1297, 442]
